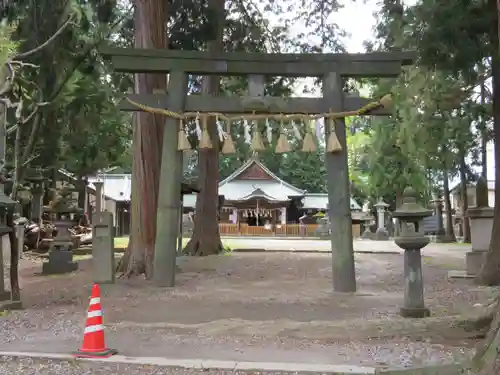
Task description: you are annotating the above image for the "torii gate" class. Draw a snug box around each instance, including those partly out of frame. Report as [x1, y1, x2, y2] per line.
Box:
[100, 47, 414, 290]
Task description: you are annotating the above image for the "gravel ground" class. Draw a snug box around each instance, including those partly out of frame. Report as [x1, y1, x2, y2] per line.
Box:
[1, 250, 497, 370]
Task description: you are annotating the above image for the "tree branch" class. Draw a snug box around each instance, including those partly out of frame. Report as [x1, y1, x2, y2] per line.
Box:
[13, 16, 74, 60]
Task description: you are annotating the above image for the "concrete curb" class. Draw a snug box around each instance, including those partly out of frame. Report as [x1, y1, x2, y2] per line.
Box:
[231, 248, 402, 255]
[73, 248, 402, 256]
[0, 351, 376, 374]
[0, 351, 466, 374]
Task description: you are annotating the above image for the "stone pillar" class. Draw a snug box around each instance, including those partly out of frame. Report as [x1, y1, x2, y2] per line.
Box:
[465, 177, 492, 277]
[92, 211, 115, 284]
[374, 200, 389, 241]
[280, 207, 286, 224]
[393, 187, 432, 318]
[0, 235, 9, 301]
[15, 224, 24, 260]
[93, 181, 104, 212]
[31, 182, 44, 220]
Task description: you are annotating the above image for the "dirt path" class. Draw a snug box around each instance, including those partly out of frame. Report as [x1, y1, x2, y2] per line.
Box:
[0, 252, 495, 369]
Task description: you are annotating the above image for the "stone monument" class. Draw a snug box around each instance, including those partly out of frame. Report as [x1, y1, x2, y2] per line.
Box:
[465, 177, 492, 277]
[92, 211, 115, 284]
[0, 172, 21, 309]
[374, 199, 390, 241]
[392, 187, 432, 318]
[429, 196, 451, 243]
[42, 187, 79, 275]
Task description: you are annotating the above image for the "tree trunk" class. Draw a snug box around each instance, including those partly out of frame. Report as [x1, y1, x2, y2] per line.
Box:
[7, 211, 20, 302]
[442, 169, 456, 241]
[459, 155, 471, 243]
[184, 0, 225, 256]
[472, 297, 500, 374]
[476, 0, 500, 287]
[471, 3, 500, 370]
[117, 0, 168, 277]
[481, 82, 488, 180]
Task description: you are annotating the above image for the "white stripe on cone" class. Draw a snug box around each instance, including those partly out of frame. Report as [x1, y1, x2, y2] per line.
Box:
[89, 297, 101, 306]
[84, 324, 105, 334]
[87, 310, 103, 318]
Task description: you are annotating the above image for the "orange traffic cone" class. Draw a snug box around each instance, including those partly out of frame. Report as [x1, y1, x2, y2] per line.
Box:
[73, 284, 117, 358]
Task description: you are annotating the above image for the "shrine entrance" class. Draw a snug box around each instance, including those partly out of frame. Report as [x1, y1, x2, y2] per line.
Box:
[101, 47, 414, 291]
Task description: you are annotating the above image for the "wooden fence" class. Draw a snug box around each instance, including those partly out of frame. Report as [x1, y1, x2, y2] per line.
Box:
[218, 223, 361, 237]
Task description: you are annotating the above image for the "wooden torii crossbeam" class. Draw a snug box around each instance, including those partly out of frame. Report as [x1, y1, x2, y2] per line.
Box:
[100, 47, 415, 291]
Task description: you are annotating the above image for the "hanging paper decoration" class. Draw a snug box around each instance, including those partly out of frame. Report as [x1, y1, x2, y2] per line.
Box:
[275, 117, 291, 153]
[243, 119, 251, 144]
[216, 116, 225, 142]
[326, 116, 342, 153]
[291, 119, 302, 141]
[265, 118, 273, 144]
[177, 118, 191, 151]
[222, 119, 236, 154]
[195, 113, 202, 140]
[315, 118, 323, 140]
[199, 115, 213, 149]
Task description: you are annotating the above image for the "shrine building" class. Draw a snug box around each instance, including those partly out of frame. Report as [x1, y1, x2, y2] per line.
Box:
[182, 157, 366, 237]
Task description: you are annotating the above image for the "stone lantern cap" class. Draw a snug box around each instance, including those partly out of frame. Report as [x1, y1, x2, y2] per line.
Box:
[0, 187, 17, 208]
[392, 187, 432, 219]
[374, 199, 389, 209]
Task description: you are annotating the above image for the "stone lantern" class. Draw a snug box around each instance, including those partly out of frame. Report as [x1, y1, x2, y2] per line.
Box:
[392, 187, 432, 318]
[374, 199, 389, 240]
[42, 186, 80, 275]
[25, 167, 46, 221]
[361, 214, 374, 240]
[0, 178, 19, 302]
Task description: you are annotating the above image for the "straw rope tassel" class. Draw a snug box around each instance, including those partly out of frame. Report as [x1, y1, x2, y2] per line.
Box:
[301, 119, 317, 152]
[250, 120, 265, 151]
[177, 118, 191, 151]
[222, 120, 236, 154]
[199, 115, 213, 149]
[275, 118, 291, 153]
[326, 117, 342, 153]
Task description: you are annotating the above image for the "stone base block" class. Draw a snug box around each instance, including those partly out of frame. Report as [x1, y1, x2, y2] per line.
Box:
[374, 228, 389, 241]
[0, 300, 22, 311]
[400, 306, 430, 318]
[466, 250, 487, 276]
[433, 234, 455, 243]
[448, 270, 475, 279]
[42, 251, 78, 275]
[0, 290, 11, 302]
[361, 230, 374, 240]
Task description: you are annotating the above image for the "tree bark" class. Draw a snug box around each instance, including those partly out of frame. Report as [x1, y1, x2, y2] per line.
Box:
[184, 0, 225, 256]
[476, 0, 500, 287]
[7, 211, 20, 302]
[442, 169, 456, 241]
[117, 0, 168, 277]
[459, 155, 471, 243]
[472, 297, 500, 374]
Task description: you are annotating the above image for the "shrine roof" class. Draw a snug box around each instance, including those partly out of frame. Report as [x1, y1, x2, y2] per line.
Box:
[219, 157, 305, 201]
[232, 188, 288, 203]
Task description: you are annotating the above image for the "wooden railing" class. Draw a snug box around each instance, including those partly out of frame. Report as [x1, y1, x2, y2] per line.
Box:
[218, 223, 361, 237]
